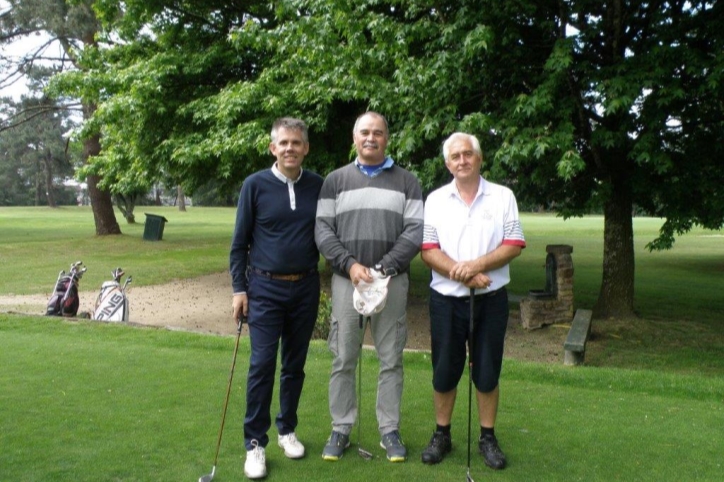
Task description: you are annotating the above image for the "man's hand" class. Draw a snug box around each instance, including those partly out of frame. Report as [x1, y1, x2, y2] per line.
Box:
[464, 273, 493, 290]
[232, 293, 248, 322]
[449, 260, 480, 283]
[349, 263, 373, 286]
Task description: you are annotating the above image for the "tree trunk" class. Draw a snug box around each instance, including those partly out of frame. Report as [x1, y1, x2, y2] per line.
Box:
[43, 152, 57, 208]
[83, 129, 121, 235]
[34, 160, 42, 206]
[178, 185, 187, 211]
[594, 175, 636, 319]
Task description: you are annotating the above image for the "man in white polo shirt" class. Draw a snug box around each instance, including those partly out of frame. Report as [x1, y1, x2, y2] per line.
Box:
[420, 132, 525, 470]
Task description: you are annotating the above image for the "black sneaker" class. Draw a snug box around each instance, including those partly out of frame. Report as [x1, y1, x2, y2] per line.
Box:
[421, 430, 452, 464]
[478, 434, 507, 469]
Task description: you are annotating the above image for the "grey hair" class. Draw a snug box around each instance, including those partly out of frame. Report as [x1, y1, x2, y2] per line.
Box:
[353, 111, 389, 138]
[271, 117, 309, 143]
[442, 132, 483, 161]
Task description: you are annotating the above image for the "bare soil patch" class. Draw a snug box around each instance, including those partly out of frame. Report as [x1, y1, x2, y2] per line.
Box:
[0, 272, 567, 363]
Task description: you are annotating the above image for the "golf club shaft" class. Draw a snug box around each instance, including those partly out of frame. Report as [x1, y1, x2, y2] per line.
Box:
[468, 288, 475, 476]
[211, 319, 243, 466]
[357, 314, 364, 450]
[357, 314, 373, 459]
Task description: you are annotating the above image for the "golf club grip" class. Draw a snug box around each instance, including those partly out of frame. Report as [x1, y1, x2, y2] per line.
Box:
[236, 315, 247, 333]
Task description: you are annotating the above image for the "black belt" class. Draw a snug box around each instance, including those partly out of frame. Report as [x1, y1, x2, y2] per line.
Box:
[250, 267, 317, 282]
[469, 287, 505, 299]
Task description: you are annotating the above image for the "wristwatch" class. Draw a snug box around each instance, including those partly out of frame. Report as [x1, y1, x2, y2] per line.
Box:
[375, 263, 398, 277]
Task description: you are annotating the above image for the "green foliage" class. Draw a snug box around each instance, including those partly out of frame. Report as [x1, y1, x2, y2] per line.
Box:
[28, 0, 724, 314]
[81, 0, 723, 245]
[0, 96, 78, 206]
[312, 290, 332, 341]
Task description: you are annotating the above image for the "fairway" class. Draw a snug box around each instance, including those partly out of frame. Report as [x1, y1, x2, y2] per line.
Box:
[1, 315, 723, 481]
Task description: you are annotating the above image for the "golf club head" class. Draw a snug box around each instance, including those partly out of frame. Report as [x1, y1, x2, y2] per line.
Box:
[198, 466, 215, 482]
[466, 468, 475, 482]
[358, 447, 374, 460]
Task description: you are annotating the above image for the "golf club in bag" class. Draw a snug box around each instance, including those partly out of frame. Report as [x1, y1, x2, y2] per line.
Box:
[199, 317, 245, 482]
[46, 261, 87, 317]
[467, 288, 476, 482]
[93, 267, 132, 322]
[357, 314, 374, 460]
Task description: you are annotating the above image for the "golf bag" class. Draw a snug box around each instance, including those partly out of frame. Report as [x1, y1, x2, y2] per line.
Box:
[46, 261, 87, 317]
[93, 268, 132, 322]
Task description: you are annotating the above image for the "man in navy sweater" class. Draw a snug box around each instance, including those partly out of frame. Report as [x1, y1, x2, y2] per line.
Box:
[230, 117, 323, 479]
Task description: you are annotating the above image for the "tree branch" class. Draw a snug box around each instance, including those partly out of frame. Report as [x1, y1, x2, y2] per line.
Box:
[0, 103, 83, 133]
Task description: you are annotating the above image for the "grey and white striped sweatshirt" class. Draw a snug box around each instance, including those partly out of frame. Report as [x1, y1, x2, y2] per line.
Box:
[315, 162, 423, 278]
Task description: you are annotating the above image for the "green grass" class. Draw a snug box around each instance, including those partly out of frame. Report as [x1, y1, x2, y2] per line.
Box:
[2, 206, 724, 376]
[2, 207, 723, 480]
[0, 206, 232, 293]
[507, 213, 724, 324]
[2, 315, 723, 481]
[2, 208, 722, 323]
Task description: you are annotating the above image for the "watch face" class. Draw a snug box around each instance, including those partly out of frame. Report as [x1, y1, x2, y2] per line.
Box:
[375, 264, 397, 277]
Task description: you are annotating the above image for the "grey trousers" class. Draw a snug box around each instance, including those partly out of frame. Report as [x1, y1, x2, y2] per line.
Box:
[328, 273, 409, 436]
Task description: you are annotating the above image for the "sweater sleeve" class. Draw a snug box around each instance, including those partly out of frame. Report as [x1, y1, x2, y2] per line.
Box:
[315, 172, 357, 275]
[229, 179, 254, 293]
[377, 171, 424, 273]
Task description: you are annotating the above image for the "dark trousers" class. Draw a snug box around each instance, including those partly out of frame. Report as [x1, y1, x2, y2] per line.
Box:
[429, 288, 509, 393]
[244, 271, 320, 449]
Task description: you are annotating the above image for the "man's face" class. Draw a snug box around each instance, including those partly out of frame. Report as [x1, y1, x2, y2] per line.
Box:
[353, 114, 388, 165]
[269, 127, 309, 177]
[445, 137, 482, 183]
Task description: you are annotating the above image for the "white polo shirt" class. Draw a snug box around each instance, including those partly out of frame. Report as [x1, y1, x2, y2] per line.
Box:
[422, 176, 526, 297]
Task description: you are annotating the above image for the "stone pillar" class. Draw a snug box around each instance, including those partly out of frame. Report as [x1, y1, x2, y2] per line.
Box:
[520, 244, 575, 330]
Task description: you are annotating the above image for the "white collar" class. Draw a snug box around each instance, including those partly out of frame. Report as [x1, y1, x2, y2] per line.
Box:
[272, 163, 303, 184]
[446, 175, 486, 200]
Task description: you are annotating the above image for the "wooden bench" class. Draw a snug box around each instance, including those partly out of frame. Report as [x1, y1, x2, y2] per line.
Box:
[563, 309, 593, 366]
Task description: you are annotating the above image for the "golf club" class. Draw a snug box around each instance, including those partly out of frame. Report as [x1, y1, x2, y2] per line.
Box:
[357, 314, 374, 460]
[199, 317, 245, 482]
[467, 288, 475, 482]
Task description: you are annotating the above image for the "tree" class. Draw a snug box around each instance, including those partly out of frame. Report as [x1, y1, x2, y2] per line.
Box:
[217, 0, 724, 319]
[0, 0, 121, 234]
[0, 94, 76, 206]
[60, 0, 359, 201]
[479, 0, 724, 317]
[48, 0, 724, 318]
[54, 0, 280, 202]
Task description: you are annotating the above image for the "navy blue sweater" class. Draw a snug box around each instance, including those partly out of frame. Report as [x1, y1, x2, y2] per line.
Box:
[230, 169, 323, 293]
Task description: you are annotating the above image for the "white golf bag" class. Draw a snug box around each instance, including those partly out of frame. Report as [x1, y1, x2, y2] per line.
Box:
[93, 268, 132, 322]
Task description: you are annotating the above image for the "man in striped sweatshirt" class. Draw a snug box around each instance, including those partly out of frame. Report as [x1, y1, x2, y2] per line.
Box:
[315, 111, 423, 463]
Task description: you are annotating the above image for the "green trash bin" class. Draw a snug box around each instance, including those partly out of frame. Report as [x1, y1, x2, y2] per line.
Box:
[143, 213, 169, 241]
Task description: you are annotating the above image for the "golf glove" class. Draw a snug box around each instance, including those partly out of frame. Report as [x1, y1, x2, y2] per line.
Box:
[353, 269, 390, 316]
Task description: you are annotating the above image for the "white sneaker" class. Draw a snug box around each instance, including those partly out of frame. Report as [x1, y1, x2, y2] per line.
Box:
[278, 432, 306, 459]
[244, 441, 267, 479]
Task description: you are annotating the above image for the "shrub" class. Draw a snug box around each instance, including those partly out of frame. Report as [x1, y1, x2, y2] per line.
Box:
[313, 291, 332, 340]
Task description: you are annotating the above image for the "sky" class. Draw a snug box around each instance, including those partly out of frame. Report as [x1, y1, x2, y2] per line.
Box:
[0, 1, 56, 101]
